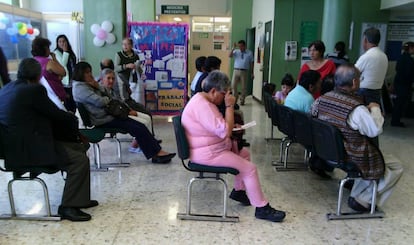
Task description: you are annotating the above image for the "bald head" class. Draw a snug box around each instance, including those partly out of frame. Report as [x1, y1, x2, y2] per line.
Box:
[100, 58, 114, 70]
[334, 63, 360, 90]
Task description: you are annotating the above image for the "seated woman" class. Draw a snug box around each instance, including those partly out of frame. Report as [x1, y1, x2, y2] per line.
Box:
[273, 73, 295, 104]
[100, 68, 152, 153]
[181, 70, 286, 222]
[72, 61, 175, 164]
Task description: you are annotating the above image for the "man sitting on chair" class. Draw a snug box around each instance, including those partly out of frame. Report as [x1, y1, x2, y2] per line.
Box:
[311, 63, 403, 212]
[0, 58, 97, 221]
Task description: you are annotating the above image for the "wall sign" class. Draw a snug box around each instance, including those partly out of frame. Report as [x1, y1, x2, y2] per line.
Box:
[161, 5, 189, 15]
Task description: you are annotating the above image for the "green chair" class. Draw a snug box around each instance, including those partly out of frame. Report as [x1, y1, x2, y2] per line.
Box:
[172, 116, 239, 222]
[77, 103, 130, 171]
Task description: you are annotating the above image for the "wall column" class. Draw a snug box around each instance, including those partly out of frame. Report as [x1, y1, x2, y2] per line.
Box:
[321, 0, 351, 53]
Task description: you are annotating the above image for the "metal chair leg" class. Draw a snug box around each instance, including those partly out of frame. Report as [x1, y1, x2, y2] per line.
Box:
[1, 177, 61, 221]
[327, 178, 384, 220]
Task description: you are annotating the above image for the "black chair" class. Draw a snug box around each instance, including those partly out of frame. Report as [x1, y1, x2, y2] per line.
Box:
[0, 125, 61, 221]
[292, 109, 313, 165]
[172, 116, 239, 222]
[311, 118, 384, 220]
[271, 104, 303, 170]
[77, 103, 130, 170]
[263, 92, 282, 142]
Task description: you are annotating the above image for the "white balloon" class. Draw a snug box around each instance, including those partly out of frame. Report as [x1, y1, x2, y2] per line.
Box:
[90, 24, 100, 34]
[106, 33, 116, 44]
[93, 36, 105, 47]
[101, 20, 113, 32]
[33, 28, 40, 36]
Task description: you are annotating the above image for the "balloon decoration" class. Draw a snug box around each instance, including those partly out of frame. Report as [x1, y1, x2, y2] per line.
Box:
[5, 21, 40, 43]
[90, 20, 116, 47]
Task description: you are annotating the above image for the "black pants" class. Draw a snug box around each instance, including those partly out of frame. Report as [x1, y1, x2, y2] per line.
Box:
[392, 84, 411, 124]
[100, 118, 161, 159]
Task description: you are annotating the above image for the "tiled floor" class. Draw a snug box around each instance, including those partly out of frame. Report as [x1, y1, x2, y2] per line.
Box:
[0, 97, 413, 245]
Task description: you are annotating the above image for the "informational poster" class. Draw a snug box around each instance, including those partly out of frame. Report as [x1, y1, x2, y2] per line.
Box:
[128, 22, 188, 115]
[386, 22, 414, 61]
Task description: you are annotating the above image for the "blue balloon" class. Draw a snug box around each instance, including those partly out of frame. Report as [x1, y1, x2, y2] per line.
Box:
[10, 35, 18, 44]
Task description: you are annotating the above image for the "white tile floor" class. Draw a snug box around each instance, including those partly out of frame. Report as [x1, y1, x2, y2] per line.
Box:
[1, 97, 413, 245]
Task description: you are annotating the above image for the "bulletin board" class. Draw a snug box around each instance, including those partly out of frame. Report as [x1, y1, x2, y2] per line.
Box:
[128, 22, 189, 115]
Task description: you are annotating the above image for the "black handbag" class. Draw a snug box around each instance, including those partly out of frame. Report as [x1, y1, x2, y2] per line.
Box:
[105, 100, 130, 119]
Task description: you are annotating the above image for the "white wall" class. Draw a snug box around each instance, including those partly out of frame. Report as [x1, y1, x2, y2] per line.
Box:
[27, 0, 82, 12]
[251, 0, 274, 100]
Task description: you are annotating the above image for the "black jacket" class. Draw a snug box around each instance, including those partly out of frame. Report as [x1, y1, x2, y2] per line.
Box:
[0, 79, 79, 170]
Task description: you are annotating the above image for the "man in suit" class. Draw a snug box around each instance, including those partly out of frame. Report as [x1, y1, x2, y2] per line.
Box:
[0, 58, 97, 221]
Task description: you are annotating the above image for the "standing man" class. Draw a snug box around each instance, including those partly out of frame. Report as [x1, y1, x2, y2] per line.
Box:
[0, 58, 97, 222]
[355, 27, 388, 106]
[229, 40, 254, 105]
[311, 64, 403, 212]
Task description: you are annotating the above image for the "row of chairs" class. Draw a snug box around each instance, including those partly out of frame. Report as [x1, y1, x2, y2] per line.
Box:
[262, 90, 384, 220]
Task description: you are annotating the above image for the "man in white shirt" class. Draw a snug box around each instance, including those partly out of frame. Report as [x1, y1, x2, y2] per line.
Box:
[355, 27, 388, 106]
[190, 56, 206, 97]
[229, 40, 254, 105]
[311, 64, 403, 212]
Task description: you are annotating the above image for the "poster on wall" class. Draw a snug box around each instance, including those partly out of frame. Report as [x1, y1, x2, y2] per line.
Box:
[386, 22, 414, 61]
[128, 22, 188, 115]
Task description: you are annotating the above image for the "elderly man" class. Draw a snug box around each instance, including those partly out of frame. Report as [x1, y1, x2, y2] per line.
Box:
[0, 58, 97, 221]
[311, 63, 403, 212]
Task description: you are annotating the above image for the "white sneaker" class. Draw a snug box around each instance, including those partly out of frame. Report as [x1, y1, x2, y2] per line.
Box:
[129, 147, 143, 154]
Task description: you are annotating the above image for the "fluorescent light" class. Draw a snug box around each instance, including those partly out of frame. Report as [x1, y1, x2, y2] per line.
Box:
[173, 17, 182, 22]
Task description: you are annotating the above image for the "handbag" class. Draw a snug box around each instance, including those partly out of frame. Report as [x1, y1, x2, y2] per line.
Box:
[105, 99, 130, 120]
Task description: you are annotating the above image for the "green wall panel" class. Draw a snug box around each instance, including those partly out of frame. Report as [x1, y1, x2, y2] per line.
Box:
[270, 0, 390, 88]
[130, 0, 155, 22]
[84, 0, 126, 76]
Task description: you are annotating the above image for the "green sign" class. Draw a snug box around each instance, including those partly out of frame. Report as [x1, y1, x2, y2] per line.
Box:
[199, 33, 209, 38]
[300, 21, 318, 47]
[161, 5, 189, 15]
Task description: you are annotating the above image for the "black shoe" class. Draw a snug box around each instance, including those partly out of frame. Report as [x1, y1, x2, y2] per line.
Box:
[391, 122, 406, 128]
[343, 180, 354, 191]
[348, 197, 370, 212]
[241, 139, 250, 147]
[151, 153, 176, 164]
[255, 204, 286, 222]
[78, 200, 99, 209]
[229, 189, 251, 206]
[157, 139, 163, 144]
[58, 206, 91, 221]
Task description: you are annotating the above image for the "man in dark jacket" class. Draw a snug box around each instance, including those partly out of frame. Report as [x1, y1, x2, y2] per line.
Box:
[0, 58, 97, 221]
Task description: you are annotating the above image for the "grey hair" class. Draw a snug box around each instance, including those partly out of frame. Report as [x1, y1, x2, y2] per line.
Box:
[334, 63, 360, 88]
[17, 58, 41, 81]
[101, 68, 115, 77]
[202, 70, 230, 93]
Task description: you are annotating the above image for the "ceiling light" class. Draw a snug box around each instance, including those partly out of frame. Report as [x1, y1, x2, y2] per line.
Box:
[173, 17, 182, 22]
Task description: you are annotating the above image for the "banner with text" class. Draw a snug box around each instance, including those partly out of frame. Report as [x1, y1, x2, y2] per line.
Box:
[128, 22, 188, 115]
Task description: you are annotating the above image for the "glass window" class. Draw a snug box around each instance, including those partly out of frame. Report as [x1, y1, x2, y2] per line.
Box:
[0, 11, 42, 61]
[192, 16, 231, 33]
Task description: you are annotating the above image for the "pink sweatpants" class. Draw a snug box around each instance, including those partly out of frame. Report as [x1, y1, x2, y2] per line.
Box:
[192, 147, 268, 207]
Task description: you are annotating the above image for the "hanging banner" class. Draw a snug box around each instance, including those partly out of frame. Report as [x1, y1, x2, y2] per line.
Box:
[128, 22, 188, 115]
